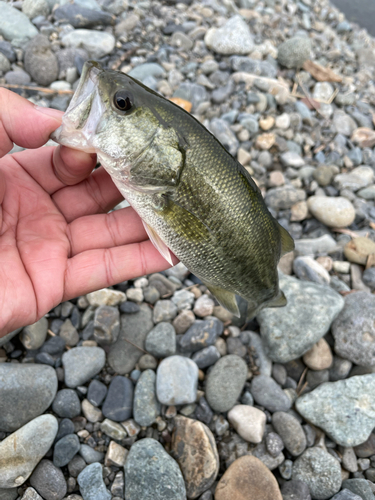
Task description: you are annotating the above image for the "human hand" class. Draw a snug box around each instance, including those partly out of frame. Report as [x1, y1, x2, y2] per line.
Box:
[0, 88, 175, 338]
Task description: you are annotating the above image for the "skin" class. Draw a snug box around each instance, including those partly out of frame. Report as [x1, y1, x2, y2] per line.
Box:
[0, 88, 175, 339]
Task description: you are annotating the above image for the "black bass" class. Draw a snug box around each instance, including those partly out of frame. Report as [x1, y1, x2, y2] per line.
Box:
[51, 61, 294, 318]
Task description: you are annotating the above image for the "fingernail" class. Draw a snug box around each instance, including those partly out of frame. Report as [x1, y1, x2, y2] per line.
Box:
[34, 105, 64, 121]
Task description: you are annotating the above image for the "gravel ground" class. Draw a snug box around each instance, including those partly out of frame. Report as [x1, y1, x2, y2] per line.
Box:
[1, 0, 375, 499]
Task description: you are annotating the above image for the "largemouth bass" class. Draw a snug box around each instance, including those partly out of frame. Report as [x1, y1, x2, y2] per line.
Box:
[51, 61, 294, 318]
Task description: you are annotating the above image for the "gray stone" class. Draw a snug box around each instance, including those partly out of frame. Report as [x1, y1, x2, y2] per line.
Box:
[68, 456, 87, 478]
[171, 289, 195, 311]
[252, 441, 285, 470]
[209, 118, 239, 157]
[281, 480, 312, 500]
[296, 374, 375, 447]
[108, 304, 154, 374]
[265, 432, 284, 458]
[331, 490, 363, 500]
[134, 369, 160, 427]
[62, 347, 106, 388]
[179, 317, 223, 352]
[0, 1, 38, 44]
[30, 460, 66, 500]
[102, 376, 133, 421]
[205, 355, 247, 412]
[125, 438, 186, 500]
[329, 356, 352, 381]
[280, 152, 305, 168]
[79, 445, 104, 465]
[294, 235, 337, 256]
[0, 415, 58, 488]
[22, 0, 49, 18]
[293, 256, 330, 285]
[156, 355, 198, 405]
[265, 185, 306, 210]
[24, 35, 59, 87]
[171, 31, 193, 51]
[54, 4, 114, 28]
[277, 36, 311, 68]
[18, 488, 42, 500]
[55, 419, 75, 442]
[0, 52, 10, 74]
[53, 434, 81, 468]
[272, 412, 306, 456]
[250, 375, 291, 413]
[77, 463, 111, 500]
[332, 292, 375, 366]
[204, 15, 254, 55]
[0, 40, 16, 63]
[128, 63, 166, 81]
[5, 69, 31, 85]
[243, 331, 272, 376]
[145, 322, 176, 358]
[257, 274, 344, 363]
[61, 29, 115, 59]
[341, 447, 358, 473]
[334, 166, 374, 192]
[52, 389, 81, 419]
[0, 489, 18, 500]
[333, 111, 357, 137]
[87, 379, 107, 407]
[20, 317, 48, 350]
[0, 363, 57, 432]
[342, 479, 374, 500]
[153, 300, 178, 323]
[292, 448, 342, 500]
[93, 306, 120, 346]
[192, 345, 221, 368]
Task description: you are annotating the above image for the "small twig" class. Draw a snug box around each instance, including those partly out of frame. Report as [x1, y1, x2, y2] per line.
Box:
[0, 83, 74, 94]
[296, 367, 308, 395]
[331, 228, 361, 238]
[47, 329, 56, 337]
[122, 337, 148, 355]
[296, 73, 326, 118]
[297, 381, 308, 396]
[327, 87, 339, 104]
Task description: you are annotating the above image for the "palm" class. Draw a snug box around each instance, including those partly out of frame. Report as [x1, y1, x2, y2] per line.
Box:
[0, 90, 173, 338]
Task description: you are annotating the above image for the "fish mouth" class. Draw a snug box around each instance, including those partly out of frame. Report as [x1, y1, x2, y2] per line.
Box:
[51, 61, 105, 153]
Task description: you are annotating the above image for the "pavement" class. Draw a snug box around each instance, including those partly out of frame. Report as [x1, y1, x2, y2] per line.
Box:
[331, 0, 375, 36]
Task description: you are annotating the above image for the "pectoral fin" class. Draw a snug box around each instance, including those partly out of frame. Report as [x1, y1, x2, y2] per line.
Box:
[267, 290, 287, 307]
[277, 222, 294, 256]
[206, 284, 240, 317]
[142, 220, 174, 266]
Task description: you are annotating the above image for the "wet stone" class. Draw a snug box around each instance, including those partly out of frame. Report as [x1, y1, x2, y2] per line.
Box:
[102, 376, 134, 422]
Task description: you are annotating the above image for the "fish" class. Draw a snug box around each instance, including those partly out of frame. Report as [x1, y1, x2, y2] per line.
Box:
[51, 61, 294, 318]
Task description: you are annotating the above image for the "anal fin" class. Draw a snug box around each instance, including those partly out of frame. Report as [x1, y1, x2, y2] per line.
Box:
[141, 220, 174, 266]
[206, 284, 240, 318]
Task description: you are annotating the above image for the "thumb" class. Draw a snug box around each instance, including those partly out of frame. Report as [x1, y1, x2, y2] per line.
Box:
[0, 169, 5, 232]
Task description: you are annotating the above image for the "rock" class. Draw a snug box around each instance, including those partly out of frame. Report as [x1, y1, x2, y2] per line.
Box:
[16, 488, 41, 500]
[138, 354, 157, 370]
[102, 376, 133, 421]
[93, 306, 120, 345]
[209, 118, 239, 157]
[0, 1, 38, 44]
[145, 322, 176, 358]
[334, 166, 374, 192]
[153, 300, 178, 322]
[244, 331, 272, 376]
[296, 374, 375, 446]
[266, 432, 284, 458]
[265, 186, 306, 210]
[171, 289, 195, 311]
[277, 37, 311, 68]
[331, 490, 363, 500]
[314, 165, 335, 187]
[257, 274, 344, 363]
[332, 292, 375, 366]
[171, 416, 219, 499]
[294, 235, 337, 256]
[281, 480, 312, 500]
[125, 438, 186, 500]
[59, 319, 79, 347]
[215, 456, 283, 500]
[30, 460, 67, 500]
[20, 317, 48, 350]
[53, 434, 81, 468]
[108, 303, 153, 374]
[292, 448, 341, 500]
[293, 256, 331, 285]
[205, 355, 247, 412]
[62, 347, 105, 388]
[156, 355, 198, 405]
[22, 0, 49, 18]
[307, 196, 355, 228]
[173, 310, 196, 334]
[79, 445, 104, 465]
[329, 356, 352, 381]
[344, 238, 375, 266]
[5, 69, 31, 85]
[101, 419, 126, 441]
[250, 375, 291, 412]
[0, 363, 57, 432]
[193, 295, 215, 317]
[77, 463, 111, 500]
[86, 288, 125, 306]
[353, 433, 375, 458]
[192, 345, 221, 369]
[133, 369, 160, 427]
[179, 317, 223, 352]
[105, 441, 128, 468]
[61, 29, 115, 59]
[227, 405, 266, 443]
[54, 4, 114, 28]
[0, 489, 18, 500]
[87, 380, 107, 407]
[342, 479, 374, 500]
[0, 415, 58, 488]
[52, 389, 81, 419]
[303, 338, 333, 370]
[171, 31, 193, 51]
[280, 151, 305, 168]
[128, 63, 166, 81]
[272, 412, 306, 456]
[333, 111, 357, 136]
[24, 35, 58, 86]
[81, 399, 102, 423]
[204, 15, 254, 55]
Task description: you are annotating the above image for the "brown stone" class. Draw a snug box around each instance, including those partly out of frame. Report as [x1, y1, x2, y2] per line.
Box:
[344, 237, 375, 265]
[171, 416, 219, 499]
[215, 456, 283, 500]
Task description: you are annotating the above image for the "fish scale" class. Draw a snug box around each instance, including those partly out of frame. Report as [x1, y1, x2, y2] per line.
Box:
[51, 61, 294, 318]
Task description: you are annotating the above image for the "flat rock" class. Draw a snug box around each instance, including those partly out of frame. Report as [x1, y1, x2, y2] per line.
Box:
[125, 438, 186, 500]
[0, 415, 58, 488]
[204, 15, 254, 55]
[215, 456, 282, 500]
[54, 4, 114, 28]
[342, 479, 374, 500]
[102, 376, 133, 422]
[332, 291, 375, 366]
[133, 369, 160, 427]
[292, 448, 341, 500]
[206, 355, 247, 412]
[257, 274, 344, 363]
[227, 405, 266, 443]
[145, 322, 176, 358]
[108, 303, 153, 374]
[179, 317, 223, 352]
[296, 374, 375, 446]
[156, 355, 198, 405]
[62, 346, 105, 388]
[61, 29, 115, 59]
[171, 416, 219, 499]
[0, 363, 57, 432]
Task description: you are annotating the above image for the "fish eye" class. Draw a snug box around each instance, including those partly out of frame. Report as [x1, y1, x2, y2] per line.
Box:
[114, 90, 133, 112]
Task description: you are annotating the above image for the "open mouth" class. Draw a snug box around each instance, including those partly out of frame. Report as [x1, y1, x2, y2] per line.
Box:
[50, 61, 104, 153]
